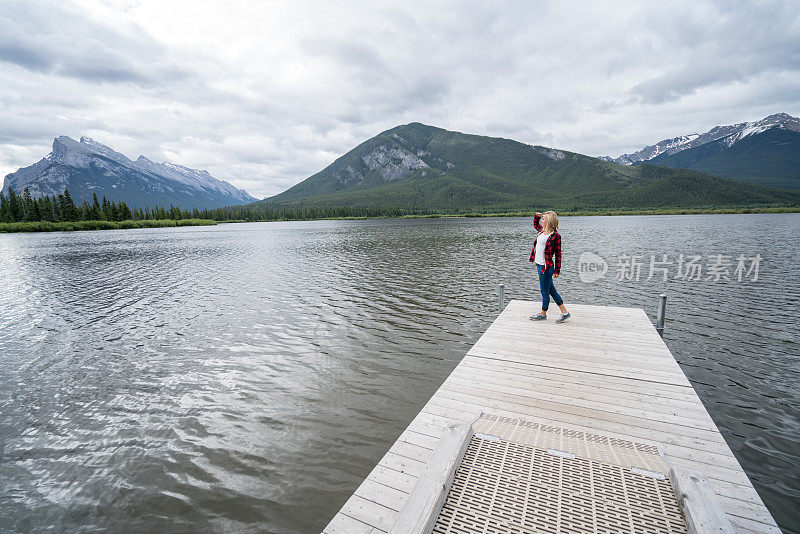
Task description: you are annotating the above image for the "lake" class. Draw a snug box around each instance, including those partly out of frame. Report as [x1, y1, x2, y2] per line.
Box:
[1, 214, 798, 533]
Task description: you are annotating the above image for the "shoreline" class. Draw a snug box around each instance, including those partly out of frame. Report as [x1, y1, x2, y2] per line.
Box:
[0, 219, 217, 234]
[216, 205, 800, 223]
[2, 206, 798, 233]
[403, 205, 800, 218]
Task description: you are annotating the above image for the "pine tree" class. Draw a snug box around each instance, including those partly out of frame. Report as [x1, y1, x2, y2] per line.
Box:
[54, 194, 64, 221]
[91, 193, 102, 220]
[21, 188, 34, 221]
[102, 196, 111, 220]
[61, 189, 79, 221]
[118, 201, 132, 220]
[0, 191, 9, 223]
[109, 201, 119, 221]
[39, 196, 55, 222]
[7, 188, 22, 222]
[30, 197, 41, 222]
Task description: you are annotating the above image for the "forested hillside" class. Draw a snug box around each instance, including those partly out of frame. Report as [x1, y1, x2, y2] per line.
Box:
[247, 123, 800, 215]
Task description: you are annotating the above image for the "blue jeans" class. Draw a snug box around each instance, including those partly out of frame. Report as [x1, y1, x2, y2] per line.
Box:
[537, 265, 563, 311]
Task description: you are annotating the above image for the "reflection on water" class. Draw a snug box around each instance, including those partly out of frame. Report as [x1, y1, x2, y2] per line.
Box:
[0, 215, 798, 533]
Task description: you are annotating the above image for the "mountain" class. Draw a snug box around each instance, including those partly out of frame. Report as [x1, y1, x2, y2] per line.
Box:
[602, 113, 800, 189]
[2, 136, 257, 209]
[252, 122, 800, 214]
[599, 133, 701, 165]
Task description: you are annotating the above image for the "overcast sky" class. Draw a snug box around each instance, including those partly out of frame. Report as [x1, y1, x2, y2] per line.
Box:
[1, 0, 798, 198]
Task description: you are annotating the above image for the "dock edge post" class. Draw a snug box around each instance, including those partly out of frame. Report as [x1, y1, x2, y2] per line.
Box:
[388, 421, 474, 534]
[498, 283, 505, 314]
[656, 293, 667, 337]
[669, 465, 734, 534]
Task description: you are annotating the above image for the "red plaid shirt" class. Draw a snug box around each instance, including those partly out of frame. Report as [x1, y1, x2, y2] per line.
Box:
[529, 214, 562, 275]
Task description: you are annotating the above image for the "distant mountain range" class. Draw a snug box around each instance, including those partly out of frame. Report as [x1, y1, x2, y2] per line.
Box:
[600, 113, 800, 190]
[254, 122, 799, 213]
[6, 114, 798, 216]
[2, 136, 257, 210]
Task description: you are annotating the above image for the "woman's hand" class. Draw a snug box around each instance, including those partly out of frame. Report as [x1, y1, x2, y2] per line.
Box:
[535, 212, 542, 217]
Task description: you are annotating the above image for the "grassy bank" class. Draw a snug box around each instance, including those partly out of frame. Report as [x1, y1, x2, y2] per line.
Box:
[214, 205, 800, 224]
[399, 206, 800, 218]
[0, 218, 217, 233]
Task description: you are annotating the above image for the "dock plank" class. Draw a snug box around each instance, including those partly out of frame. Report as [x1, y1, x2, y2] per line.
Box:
[323, 513, 383, 534]
[323, 301, 778, 533]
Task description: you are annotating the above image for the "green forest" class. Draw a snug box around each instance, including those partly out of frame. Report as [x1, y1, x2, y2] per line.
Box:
[0, 186, 410, 233]
[0, 187, 216, 232]
[0, 187, 214, 223]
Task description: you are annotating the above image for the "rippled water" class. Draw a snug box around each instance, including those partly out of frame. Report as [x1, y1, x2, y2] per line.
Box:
[1, 215, 798, 533]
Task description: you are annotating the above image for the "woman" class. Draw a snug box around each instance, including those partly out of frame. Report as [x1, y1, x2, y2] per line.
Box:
[529, 211, 570, 323]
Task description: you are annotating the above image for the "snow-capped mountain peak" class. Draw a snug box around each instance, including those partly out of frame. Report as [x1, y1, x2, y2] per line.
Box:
[136, 158, 246, 197]
[603, 112, 800, 165]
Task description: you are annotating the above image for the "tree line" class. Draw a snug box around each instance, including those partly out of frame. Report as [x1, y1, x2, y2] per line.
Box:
[0, 186, 405, 226]
[206, 203, 408, 221]
[0, 187, 211, 223]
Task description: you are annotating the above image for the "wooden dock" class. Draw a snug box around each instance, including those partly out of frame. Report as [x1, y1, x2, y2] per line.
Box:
[323, 301, 779, 533]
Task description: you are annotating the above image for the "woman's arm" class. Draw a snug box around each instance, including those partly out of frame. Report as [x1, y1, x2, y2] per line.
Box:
[530, 212, 542, 262]
[533, 212, 543, 232]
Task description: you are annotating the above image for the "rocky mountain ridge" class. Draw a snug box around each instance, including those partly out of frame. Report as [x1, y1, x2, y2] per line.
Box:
[603, 113, 800, 165]
[2, 136, 257, 209]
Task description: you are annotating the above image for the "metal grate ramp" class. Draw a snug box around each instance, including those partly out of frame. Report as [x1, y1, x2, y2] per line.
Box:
[432, 415, 687, 534]
[473, 414, 669, 474]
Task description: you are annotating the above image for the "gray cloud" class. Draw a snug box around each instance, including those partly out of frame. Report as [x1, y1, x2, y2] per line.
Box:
[629, 2, 800, 104]
[0, 0, 185, 84]
[0, 0, 799, 198]
[0, 42, 52, 71]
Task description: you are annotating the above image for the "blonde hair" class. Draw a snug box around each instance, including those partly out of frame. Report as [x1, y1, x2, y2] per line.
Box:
[542, 211, 559, 233]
